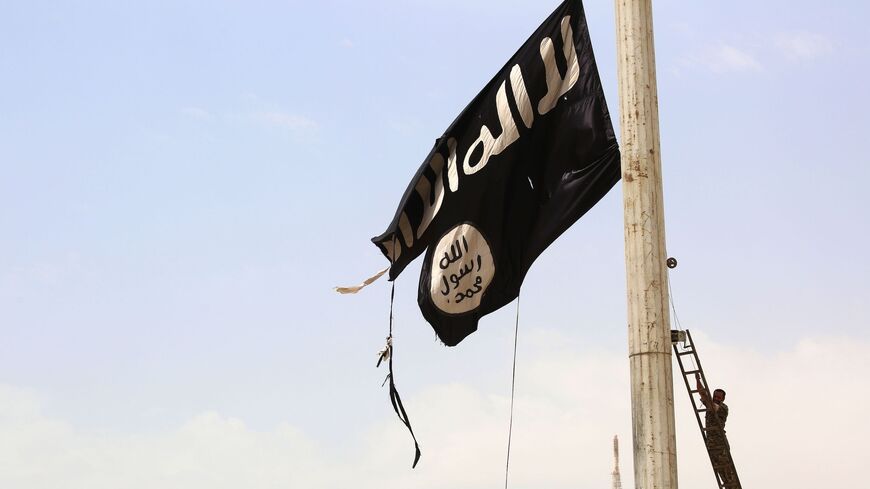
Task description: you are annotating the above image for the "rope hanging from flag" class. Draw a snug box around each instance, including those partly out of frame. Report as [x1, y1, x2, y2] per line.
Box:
[378, 240, 421, 468]
[504, 294, 521, 489]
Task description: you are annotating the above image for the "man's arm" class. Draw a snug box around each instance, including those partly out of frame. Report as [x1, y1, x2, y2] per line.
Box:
[695, 373, 718, 412]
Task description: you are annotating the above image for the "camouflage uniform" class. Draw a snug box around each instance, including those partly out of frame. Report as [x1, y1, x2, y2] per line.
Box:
[705, 402, 738, 488]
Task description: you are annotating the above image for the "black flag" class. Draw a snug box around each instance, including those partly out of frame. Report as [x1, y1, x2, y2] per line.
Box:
[372, 0, 620, 346]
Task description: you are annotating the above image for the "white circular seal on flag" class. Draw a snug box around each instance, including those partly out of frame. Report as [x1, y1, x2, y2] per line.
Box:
[429, 223, 495, 314]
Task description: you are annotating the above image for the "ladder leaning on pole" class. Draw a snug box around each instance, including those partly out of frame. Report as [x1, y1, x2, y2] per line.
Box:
[671, 329, 743, 489]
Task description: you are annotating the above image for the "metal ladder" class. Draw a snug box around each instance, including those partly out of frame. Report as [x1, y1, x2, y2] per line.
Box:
[672, 329, 743, 489]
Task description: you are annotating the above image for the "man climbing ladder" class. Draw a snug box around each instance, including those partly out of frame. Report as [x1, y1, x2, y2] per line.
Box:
[696, 374, 738, 488]
[672, 329, 742, 489]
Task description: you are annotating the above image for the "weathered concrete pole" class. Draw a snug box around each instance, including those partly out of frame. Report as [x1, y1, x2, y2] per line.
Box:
[613, 0, 678, 488]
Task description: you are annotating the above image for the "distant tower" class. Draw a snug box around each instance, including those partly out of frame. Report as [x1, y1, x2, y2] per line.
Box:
[612, 435, 623, 489]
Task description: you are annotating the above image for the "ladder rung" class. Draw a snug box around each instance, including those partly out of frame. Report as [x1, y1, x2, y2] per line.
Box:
[683, 369, 701, 375]
[676, 350, 696, 356]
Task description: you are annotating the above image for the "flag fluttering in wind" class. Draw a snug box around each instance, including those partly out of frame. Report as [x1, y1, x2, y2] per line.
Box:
[373, 0, 620, 346]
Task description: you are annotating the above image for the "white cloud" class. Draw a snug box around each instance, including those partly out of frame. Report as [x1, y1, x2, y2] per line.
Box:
[0, 253, 85, 299]
[0, 395, 332, 489]
[694, 44, 763, 73]
[255, 111, 318, 131]
[775, 32, 834, 61]
[180, 107, 213, 121]
[1, 334, 868, 488]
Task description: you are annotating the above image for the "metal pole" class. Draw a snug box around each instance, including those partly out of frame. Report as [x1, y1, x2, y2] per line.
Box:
[613, 1, 678, 488]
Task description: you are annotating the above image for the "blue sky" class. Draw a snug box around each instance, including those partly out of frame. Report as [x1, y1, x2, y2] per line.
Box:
[1, 1, 868, 488]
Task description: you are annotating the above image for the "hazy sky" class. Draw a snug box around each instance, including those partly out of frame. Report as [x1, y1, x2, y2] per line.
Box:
[1, 1, 868, 488]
